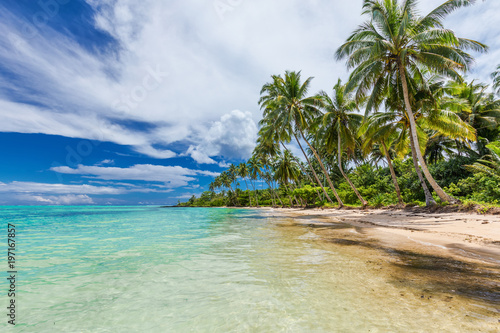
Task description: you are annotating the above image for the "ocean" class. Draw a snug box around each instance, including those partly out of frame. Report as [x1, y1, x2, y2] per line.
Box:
[1, 206, 498, 332]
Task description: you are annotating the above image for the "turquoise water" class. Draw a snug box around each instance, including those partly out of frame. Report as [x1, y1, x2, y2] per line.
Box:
[1, 206, 498, 332]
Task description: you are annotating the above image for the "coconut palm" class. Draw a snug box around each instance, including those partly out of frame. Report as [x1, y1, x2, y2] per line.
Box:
[227, 164, 240, 206]
[259, 71, 343, 207]
[247, 156, 262, 207]
[218, 171, 236, 205]
[253, 139, 283, 207]
[320, 79, 368, 206]
[274, 150, 302, 207]
[444, 79, 500, 156]
[258, 122, 323, 201]
[238, 162, 251, 206]
[336, 0, 487, 203]
[359, 113, 405, 205]
[359, 76, 475, 206]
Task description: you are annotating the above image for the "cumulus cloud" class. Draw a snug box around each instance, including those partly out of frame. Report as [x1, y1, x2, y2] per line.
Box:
[0, 181, 173, 196]
[50, 164, 220, 187]
[0, 0, 497, 162]
[0, 181, 124, 195]
[187, 110, 258, 164]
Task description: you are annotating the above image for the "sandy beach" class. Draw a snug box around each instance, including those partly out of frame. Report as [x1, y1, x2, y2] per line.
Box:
[265, 207, 500, 265]
[256, 207, 500, 326]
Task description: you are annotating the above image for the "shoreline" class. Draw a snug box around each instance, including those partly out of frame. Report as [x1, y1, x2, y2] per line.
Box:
[260, 207, 500, 320]
[260, 207, 500, 265]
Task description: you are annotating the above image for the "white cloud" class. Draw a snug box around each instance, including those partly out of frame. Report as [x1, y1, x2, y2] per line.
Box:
[188, 110, 258, 164]
[15, 194, 95, 205]
[0, 181, 124, 195]
[0, 0, 498, 162]
[50, 164, 219, 187]
[97, 159, 115, 166]
[0, 181, 173, 196]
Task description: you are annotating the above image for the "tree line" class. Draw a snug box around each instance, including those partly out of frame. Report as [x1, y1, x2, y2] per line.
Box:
[179, 0, 500, 209]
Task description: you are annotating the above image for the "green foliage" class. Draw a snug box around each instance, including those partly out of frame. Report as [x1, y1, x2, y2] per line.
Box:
[293, 185, 323, 206]
[428, 156, 476, 188]
[445, 173, 500, 203]
[180, 153, 500, 208]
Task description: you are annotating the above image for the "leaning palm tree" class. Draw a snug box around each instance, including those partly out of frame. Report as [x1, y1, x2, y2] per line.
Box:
[253, 139, 283, 207]
[361, 109, 437, 205]
[360, 71, 476, 206]
[258, 122, 323, 201]
[359, 113, 405, 205]
[274, 150, 302, 207]
[320, 79, 368, 207]
[259, 71, 343, 207]
[336, 0, 487, 204]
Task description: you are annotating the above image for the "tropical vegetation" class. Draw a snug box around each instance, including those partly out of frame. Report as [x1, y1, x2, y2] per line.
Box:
[179, 0, 500, 210]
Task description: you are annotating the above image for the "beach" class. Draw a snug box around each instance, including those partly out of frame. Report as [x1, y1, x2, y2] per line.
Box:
[265, 207, 500, 265]
[2, 206, 499, 331]
[261, 207, 500, 325]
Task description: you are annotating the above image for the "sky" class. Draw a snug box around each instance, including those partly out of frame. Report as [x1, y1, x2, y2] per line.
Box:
[0, 0, 499, 205]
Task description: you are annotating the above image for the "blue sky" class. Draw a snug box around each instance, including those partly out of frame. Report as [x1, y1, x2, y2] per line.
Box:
[1, 0, 499, 205]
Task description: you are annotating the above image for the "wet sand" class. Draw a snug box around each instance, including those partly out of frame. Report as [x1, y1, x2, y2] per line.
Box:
[261, 207, 500, 327]
[266, 207, 500, 265]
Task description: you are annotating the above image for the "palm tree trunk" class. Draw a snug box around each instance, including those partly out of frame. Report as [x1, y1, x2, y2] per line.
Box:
[250, 179, 259, 207]
[275, 183, 284, 207]
[381, 141, 403, 206]
[338, 131, 368, 207]
[264, 175, 279, 207]
[408, 133, 436, 206]
[280, 142, 322, 200]
[286, 187, 294, 208]
[293, 133, 337, 206]
[267, 181, 276, 207]
[399, 61, 458, 204]
[297, 130, 344, 207]
[284, 183, 294, 208]
[291, 182, 304, 207]
[243, 178, 251, 207]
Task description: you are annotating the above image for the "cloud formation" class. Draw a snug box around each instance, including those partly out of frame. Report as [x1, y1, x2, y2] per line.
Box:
[0, 0, 498, 164]
[51, 164, 220, 187]
[16, 194, 96, 205]
[187, 110, 258, 165]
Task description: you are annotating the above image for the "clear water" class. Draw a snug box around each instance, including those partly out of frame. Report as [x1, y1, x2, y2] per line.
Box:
[0, 206, 498, 332]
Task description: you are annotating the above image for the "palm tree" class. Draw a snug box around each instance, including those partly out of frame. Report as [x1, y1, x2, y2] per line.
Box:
[253, 138, 283, 207]
[359, 113, 405, 205]
[320, 79, 368, 206]
[247, 156, 262, 207]
[258, 122, 323, 202]
[219, 171, 235, 206]
[336, 0, 487, 204]
[359, 76, 475, 206]
[238, 162, 251, 206]
[259, 71, 343, 207]
[444, 79, 500, 156]
[274, 150, 302, 207]
[466, 141, 500, 177]
[387, 72, 475, 203]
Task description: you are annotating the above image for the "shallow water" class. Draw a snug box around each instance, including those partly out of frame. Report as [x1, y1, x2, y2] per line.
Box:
[1, 206, 498, 332]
